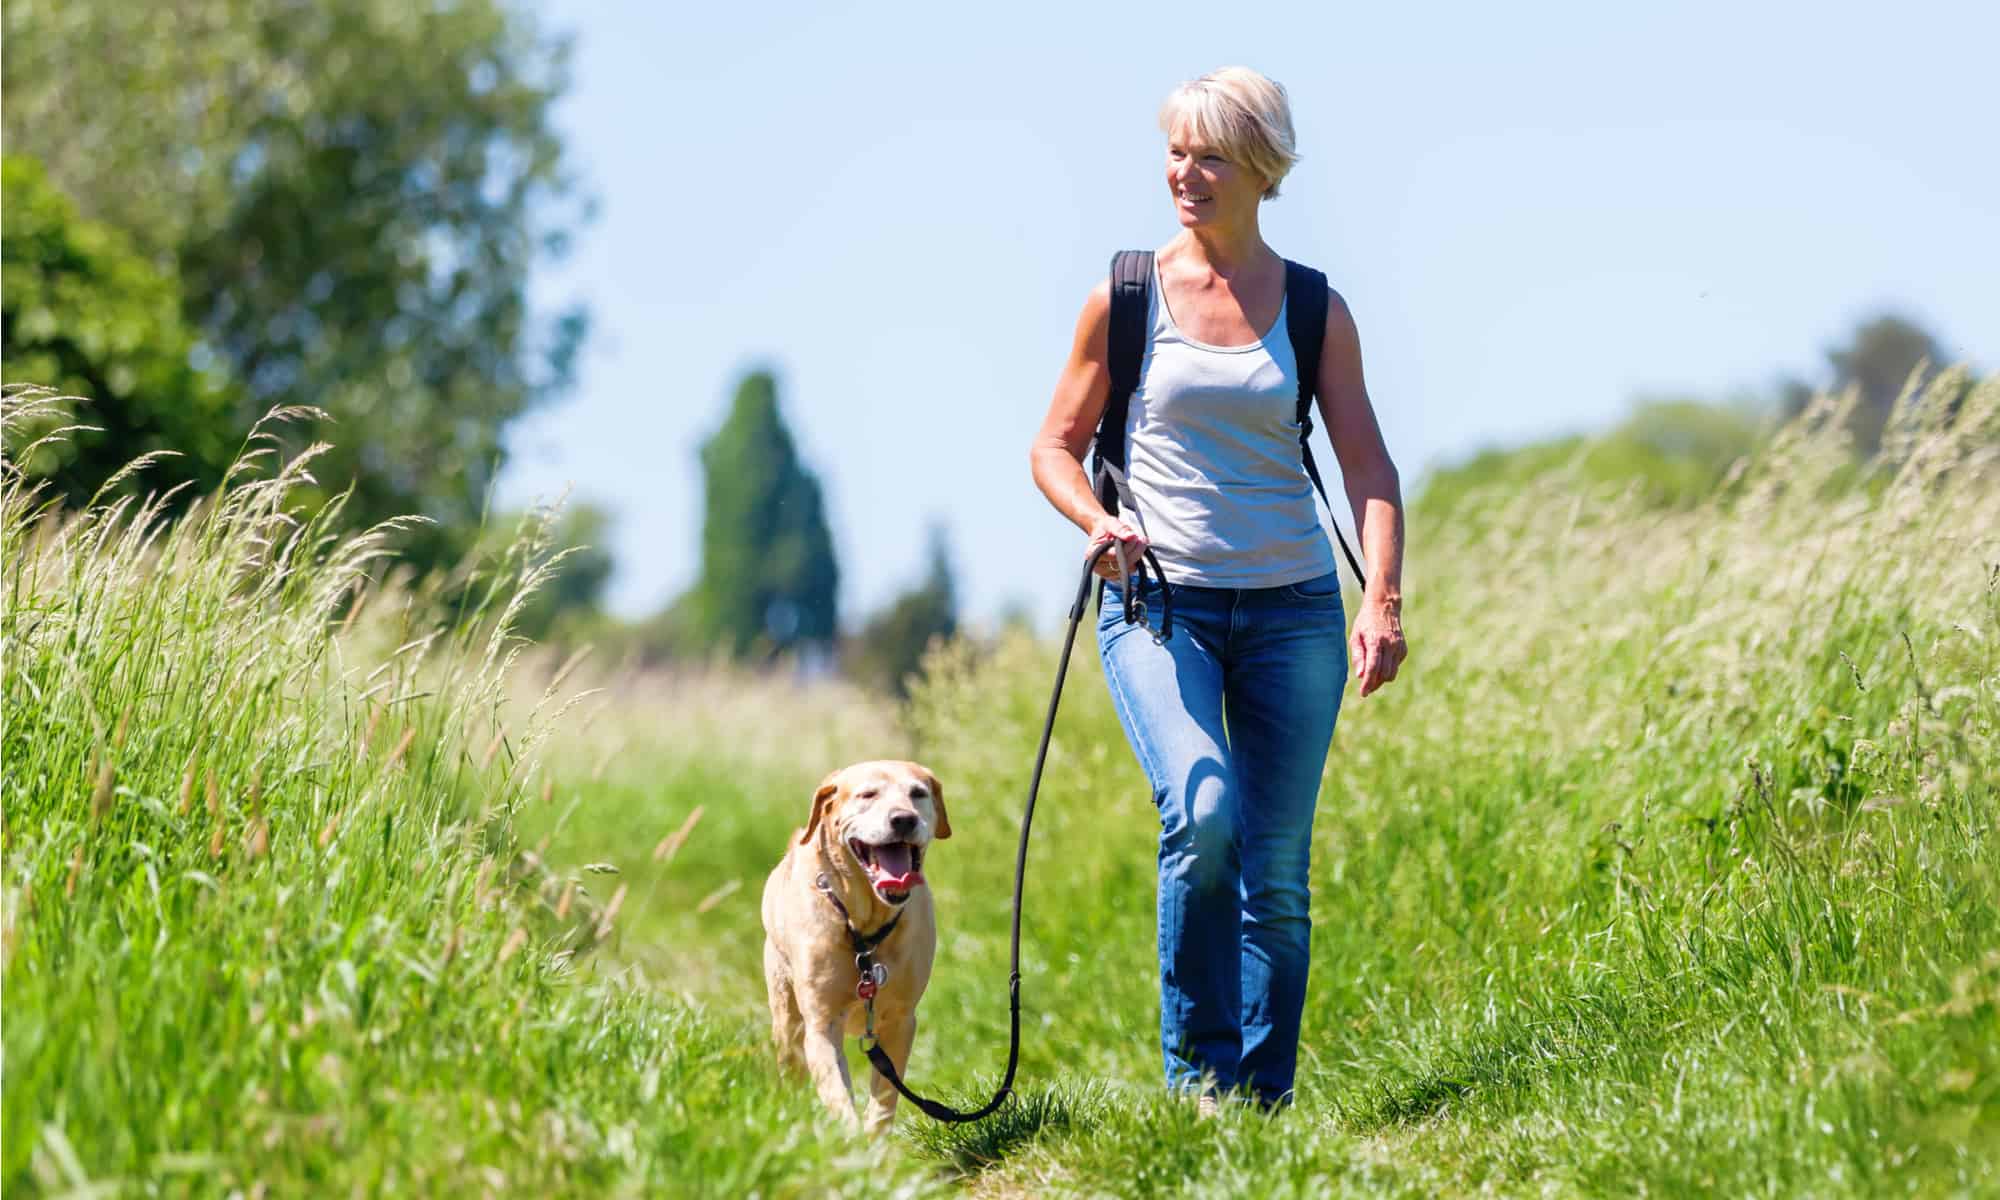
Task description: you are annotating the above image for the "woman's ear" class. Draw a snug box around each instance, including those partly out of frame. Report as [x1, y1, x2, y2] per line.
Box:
[917, 764, 950, 840]
[800, 770, 843, 845]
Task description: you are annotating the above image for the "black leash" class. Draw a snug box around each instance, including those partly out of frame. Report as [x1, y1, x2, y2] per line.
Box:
[854, 539, 1172, 1123]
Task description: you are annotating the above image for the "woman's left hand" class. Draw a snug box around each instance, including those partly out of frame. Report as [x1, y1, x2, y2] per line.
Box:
[1349, 595, 1407, 698]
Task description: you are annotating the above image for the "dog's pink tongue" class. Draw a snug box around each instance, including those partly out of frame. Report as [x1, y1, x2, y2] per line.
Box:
[872, 842, 922, 889]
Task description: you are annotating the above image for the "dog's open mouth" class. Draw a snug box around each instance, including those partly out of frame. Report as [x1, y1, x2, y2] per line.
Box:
[849, 838, 925, 903]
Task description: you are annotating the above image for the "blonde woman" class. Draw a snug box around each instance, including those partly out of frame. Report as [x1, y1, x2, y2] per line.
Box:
[1030, 66, 1407, 1111]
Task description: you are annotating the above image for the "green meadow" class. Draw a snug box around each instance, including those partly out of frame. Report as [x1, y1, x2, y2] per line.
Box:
[6, 371, 1998, 1197]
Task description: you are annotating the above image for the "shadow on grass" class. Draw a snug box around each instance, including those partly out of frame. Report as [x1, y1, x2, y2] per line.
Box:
[901, 1080, 1113, 1177]
[1332, 984, 1651, 1130]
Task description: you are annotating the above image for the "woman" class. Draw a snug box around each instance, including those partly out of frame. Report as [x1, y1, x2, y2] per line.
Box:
[1029, 66, 1408, 1111]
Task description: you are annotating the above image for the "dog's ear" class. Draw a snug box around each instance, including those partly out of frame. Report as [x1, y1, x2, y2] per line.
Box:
[800, 770, 843, 846]
[914, 763, 950, 840]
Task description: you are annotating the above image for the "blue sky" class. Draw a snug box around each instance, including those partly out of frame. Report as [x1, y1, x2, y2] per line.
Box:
[500, 0, 1999, 629]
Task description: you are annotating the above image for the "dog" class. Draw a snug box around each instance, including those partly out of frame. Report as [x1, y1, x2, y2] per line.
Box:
[761, 760, 950, 1132]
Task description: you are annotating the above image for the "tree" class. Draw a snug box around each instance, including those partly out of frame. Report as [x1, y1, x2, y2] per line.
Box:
[3, 0, 587, 569]
[847, 525, 959, 698]
[672, 370, 840, 661]
[1781, 313, 1944, 456]
[1, 156, 239, 499]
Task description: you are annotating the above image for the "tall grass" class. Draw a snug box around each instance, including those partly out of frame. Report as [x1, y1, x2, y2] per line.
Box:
[6, 364, 1996, 1197]
[0, 386, 936, 1196]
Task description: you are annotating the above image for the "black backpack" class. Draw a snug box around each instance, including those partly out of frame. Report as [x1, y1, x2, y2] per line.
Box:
[1090, 249, 1367, 587]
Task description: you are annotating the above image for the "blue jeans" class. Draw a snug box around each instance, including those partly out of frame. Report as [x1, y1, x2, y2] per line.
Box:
[1097, 568, 1347, 1106]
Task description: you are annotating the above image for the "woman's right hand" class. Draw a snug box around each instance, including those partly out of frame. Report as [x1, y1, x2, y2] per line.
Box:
[1087, 514, 1149, 581]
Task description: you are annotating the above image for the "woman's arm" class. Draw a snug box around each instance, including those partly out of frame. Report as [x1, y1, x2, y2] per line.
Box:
[1030, 282, 1148, 579]
[1316, 289, 1409, 697]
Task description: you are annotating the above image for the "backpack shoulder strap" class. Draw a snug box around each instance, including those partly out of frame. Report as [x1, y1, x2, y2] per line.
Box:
[1284, 259, 1368, 589]
[1283, 259, 1329, 431]
[1093, 250, 1153, 513]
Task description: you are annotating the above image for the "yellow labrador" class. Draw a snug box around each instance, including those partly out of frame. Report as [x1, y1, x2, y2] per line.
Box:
[761, 760, 950, 1132]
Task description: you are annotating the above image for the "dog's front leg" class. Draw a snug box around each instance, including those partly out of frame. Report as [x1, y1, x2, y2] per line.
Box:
[763, 939, 805, 1072]
[799, 1010, 859, 1127]
[862, 1010, 916, 1135]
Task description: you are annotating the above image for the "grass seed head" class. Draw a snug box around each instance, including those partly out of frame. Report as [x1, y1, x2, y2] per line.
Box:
[694, 877, 740, 914]
[177, 754, 198, 816]
[65, 845, 83, 898]
[385, 725, 417, 770]
[653, 804, 706, 863]
[90, 757, 116, 822]
[498, 926, 527, 964]
[358, 705, 385, 761]
[339, 584, 369, 635]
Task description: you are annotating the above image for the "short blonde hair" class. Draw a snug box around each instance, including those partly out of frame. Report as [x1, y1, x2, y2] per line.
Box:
[1158, 66, 1299, 199]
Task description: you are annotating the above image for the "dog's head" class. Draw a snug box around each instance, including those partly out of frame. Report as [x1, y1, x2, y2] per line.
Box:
[801, 760, 950, 905]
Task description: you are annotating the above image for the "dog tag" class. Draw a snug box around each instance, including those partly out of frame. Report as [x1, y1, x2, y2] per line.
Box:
[855, 961, 888, 1000]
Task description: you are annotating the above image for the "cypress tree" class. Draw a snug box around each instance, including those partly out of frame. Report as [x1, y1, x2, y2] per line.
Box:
[680, 369, 840, 660]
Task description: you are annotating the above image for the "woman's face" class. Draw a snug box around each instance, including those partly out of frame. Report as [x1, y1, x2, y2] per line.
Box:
[1164, 120, 1264, 229]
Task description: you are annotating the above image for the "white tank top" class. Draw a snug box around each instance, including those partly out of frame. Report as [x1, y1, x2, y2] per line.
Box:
[1121, 262, 1338, 588]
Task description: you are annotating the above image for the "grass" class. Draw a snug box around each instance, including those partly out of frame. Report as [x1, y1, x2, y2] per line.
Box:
[6, 368, 1999, 1196]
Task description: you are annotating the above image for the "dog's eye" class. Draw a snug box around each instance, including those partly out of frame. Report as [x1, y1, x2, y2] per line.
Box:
[858, 788, 879, 800]
[909, 787, 930, 800]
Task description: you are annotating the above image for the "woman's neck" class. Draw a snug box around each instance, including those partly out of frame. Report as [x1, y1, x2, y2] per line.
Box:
[1174, 220, 1276, 278]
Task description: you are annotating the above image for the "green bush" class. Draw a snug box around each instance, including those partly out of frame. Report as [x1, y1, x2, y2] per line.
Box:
[1417, 396, 1767, 521]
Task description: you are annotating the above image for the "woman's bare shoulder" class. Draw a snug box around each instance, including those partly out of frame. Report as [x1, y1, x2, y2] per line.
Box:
[1069, 279, 1113, 359]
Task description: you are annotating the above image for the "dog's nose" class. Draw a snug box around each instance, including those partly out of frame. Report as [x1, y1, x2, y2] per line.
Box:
[888, 810, 919, 838]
